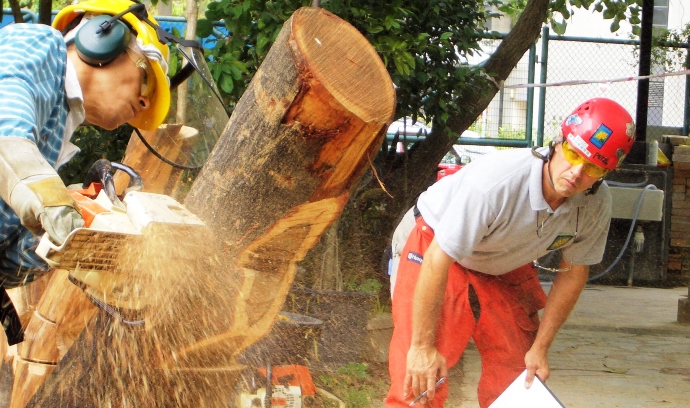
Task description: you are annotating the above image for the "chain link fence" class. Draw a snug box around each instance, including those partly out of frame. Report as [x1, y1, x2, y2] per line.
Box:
[473, 31, 689, 149]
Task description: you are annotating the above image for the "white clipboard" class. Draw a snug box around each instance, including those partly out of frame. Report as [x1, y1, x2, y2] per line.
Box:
[489, 370, 565, 408]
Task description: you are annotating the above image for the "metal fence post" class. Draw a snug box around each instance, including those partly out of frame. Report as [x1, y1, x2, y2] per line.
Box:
[683, 49, 690, 136]
[537, 26, 549, 147]
[525, 44, 537, 147]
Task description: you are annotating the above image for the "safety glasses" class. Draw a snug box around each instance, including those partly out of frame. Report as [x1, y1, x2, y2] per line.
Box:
[125, 45, 156, 99]
[134, 57, 156, 99]
[561, 141, 608, 178]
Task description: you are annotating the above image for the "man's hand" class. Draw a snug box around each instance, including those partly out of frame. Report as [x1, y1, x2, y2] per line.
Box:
[9, 174, 84, 245]
[0, 137, 84, 244]
[404, 344, 447, 404]
[523, 262, 589, 389]
[38, 204, 84, 244]
[524, 345, 550, 388]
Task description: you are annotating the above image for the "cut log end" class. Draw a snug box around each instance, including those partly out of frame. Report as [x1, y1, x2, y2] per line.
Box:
[292, 7, 395, 124]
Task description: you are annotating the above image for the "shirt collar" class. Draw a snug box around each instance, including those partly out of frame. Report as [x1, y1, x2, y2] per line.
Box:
[56, 58, 85, 168]
[64, 58, 84, 114]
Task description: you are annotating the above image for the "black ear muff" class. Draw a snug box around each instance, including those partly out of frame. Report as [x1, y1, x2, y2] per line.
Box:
[74, 15, 131, 66]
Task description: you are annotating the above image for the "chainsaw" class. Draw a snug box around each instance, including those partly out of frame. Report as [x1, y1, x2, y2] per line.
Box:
[35, 159, 205, 327]
[238, 364, 318, 408]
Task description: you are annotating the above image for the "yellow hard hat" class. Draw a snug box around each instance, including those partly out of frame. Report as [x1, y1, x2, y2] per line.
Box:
[53, 0, 171, 131]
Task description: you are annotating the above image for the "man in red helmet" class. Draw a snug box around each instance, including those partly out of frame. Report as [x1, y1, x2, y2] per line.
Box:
[386, 98, 636, 407]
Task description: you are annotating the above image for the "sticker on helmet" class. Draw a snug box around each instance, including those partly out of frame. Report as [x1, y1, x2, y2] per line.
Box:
[592, 152, 609, 166]
[567, 134, 592, 157]
[565, 114, 583, 126]
[626, 122, 636, 139]
[589, 124, 613, 148]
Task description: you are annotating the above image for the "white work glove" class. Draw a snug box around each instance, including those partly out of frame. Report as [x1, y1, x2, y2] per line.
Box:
[0, 137, 84, 245]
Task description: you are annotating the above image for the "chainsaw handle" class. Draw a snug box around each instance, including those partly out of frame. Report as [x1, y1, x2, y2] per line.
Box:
[83, 160, 144, 208]
[35, 231, 71, 268]
[83, 159, 123, 209]
[111, 162, 144, 194]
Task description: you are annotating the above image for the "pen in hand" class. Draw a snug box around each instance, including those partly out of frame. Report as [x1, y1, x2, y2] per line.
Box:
[408, 377, 447, 406]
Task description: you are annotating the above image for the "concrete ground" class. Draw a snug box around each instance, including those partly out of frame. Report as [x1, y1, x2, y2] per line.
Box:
[447, 284, 690, 408]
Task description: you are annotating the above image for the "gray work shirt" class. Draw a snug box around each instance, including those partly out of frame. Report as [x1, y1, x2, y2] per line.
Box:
[416, 147, 612, 275]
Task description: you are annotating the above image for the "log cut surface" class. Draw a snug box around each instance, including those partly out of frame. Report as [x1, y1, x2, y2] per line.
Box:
[28, 6, 394, 407]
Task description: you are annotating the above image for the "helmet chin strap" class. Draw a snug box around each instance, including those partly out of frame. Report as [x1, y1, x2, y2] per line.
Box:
[546, 159, 556, 191]
[585, 178, 604, 196]
[531, 142, 557, 191]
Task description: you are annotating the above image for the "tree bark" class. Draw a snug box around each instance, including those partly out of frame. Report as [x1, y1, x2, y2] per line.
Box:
[37, 0, 51, 25]
[8, 0, 22, 23]
[28, 7, 394, 407]
[113, 124, 199, 196]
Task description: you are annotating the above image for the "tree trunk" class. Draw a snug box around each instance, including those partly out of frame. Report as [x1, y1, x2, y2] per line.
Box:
[157, 0, 172, 16]
[8, 0, 22, 23]
[112, 124, 199, 197]
[387, 0, 550, 211]
[37, 0, 51, 25]
[344, 0, 551, 292]
[27, 7, 394, 407]
[174, 0, 199, 124]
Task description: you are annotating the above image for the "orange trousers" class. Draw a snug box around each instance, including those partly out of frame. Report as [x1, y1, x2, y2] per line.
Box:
[386, 215, 547, 407]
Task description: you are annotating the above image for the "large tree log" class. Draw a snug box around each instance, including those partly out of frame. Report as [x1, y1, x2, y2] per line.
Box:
[27, 6, 394, 407]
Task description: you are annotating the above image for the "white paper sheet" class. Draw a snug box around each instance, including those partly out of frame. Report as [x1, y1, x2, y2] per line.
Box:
[489, 370, 565, 408]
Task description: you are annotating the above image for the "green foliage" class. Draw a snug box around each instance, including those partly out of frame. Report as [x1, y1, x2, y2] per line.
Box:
[468, 122, 526, 141]
[317, 363, 382, 407]
[497, 125, 526, 140]
[352, 278, 383, 294]
[560, 0, 641, 35]
[57, 125, 131, 186]
[644, 24, 690, 73]
[499, 0, 642, 36]
[346, 278, 389, 313]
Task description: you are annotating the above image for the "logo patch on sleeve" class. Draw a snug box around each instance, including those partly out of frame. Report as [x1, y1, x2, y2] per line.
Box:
[548, 235, 575, 251]
[406, 251, 423, 264]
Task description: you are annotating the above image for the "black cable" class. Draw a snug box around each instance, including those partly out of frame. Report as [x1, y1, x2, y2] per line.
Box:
[133, 127, 203, 171]
[587, 183, 658, 282]
[173, 45, 232, 117]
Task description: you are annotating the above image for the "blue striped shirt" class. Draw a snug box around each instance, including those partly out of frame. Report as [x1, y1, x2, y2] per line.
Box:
[0, 23, 70, 286]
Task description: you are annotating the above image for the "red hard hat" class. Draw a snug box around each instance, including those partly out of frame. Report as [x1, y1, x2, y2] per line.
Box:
[562, 98, 636, 170]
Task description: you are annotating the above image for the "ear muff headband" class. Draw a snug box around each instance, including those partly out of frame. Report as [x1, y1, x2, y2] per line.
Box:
[74, 15, 131, 66]
[72, 3, 146, 66]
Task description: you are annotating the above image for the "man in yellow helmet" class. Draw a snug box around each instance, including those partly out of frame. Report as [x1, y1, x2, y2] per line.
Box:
[0, 0, 171, 343]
